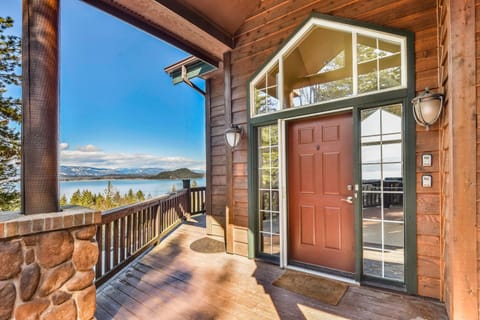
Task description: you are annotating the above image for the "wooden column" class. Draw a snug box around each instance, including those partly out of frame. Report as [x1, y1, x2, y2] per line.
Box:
[444, 0, 478, 318]
[21, 0, 60, 214]
[224, 51, 234, 253]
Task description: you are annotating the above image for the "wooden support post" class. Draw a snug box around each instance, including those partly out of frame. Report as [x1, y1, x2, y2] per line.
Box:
[21, 0, 60, 214]
[183, 179, 191, 214]
[224, 51, 234, 254]
[444, 0, 478, 318]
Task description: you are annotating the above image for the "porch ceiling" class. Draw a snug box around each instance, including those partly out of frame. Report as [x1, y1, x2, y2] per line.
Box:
[82, 0, 261, 66]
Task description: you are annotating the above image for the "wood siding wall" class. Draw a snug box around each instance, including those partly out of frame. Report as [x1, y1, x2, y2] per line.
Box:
[476, 1, 480, 317]
[205, 0, 466, 301]
[206, 73, 228, 239]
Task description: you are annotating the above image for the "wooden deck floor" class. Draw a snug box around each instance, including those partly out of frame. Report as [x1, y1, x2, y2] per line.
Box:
[95, 215, 448, 320]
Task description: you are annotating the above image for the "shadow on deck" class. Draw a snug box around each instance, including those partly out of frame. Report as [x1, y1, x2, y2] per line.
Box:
[95, 215, 447, 320]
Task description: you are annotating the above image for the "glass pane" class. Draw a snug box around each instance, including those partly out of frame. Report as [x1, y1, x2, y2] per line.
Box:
[363, 202, 382, 220]
[271, 147, 279, 168]
[361, 108, 380, 136]
[363, 220, 381, 248]
[384, 222, 404, 249]
[378, 40, 401, 91]
[259, 127, 270, 146]
[259, 169, 271, 189]
[383, 199, 404, 221]
[271, 191, 280, 212]
[260, 212, 271, 233]
[260, 233, 271, 254]
[363, 248, 382, 278]
[259, 149, 271, 169]
[271, 169, 279, 189]
[362, 163, 381, 180]
[384, 260, 404, 281]
[383, 163, 402, 184]
[272, 212, 280, 234]
[283, 26, 353, 108]
[254, 63, 279, 115]
[259, 190, 270, 211]
[382, 105, 402, 134]
[382, 143, 401, 163]
[270, 125, 279, 145]
[358, 70, 378, 94]
[362, 144, 381, 164]
[272, 235, 280, 255]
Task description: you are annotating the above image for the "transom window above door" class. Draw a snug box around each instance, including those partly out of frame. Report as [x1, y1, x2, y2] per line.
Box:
[250, 15, 407, 116]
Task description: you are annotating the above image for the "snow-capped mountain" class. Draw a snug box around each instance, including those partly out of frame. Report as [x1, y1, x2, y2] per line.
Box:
[60, 166, 164, 178]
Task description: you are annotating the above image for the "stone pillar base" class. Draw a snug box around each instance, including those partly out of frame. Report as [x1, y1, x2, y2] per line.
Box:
[0, 207, 101, 320]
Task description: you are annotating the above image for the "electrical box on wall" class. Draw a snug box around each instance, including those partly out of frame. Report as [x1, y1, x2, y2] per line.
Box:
[422, 154, 432, 167]
[422, 175, 432, 188]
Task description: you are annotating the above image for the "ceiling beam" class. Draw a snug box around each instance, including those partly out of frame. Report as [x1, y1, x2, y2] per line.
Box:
[81, 0, 221, 66]
[154, 0, 234, 48]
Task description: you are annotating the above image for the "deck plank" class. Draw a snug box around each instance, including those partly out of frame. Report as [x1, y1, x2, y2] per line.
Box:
[96, 215, 448, 320]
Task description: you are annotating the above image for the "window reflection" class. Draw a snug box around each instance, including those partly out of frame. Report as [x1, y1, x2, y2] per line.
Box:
[284, 27, 353, 108]
[258, 125, 280, 256]
[361, 104, 404, 282]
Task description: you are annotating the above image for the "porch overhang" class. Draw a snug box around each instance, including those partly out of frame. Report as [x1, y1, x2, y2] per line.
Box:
[80, 0, 260, 66]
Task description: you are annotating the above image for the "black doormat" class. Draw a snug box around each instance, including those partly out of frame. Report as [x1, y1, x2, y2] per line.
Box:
[273, 270, 349, 305]
[189, 237, 225, 253]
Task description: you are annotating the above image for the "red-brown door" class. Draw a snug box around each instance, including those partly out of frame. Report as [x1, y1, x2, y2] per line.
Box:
[288, 112, 355, 272]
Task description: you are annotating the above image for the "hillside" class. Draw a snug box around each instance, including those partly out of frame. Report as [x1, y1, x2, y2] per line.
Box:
[151, 168, 204, 180]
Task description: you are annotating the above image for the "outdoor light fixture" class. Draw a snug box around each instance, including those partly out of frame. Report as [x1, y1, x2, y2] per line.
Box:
[225, 124, 243, 148]
[412, 88, 445, 130]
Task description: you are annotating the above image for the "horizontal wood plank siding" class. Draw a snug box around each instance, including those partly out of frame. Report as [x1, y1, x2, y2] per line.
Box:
[476, 0, 480, 317]
[207, 72, 227, 239]
[207, 0, 450, 301]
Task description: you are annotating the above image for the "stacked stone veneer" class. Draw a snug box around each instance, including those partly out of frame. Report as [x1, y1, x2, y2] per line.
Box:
[0, 207, 100, 320]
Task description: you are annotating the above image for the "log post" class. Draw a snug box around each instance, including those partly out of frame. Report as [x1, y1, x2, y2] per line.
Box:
[21, 0, 60, 214]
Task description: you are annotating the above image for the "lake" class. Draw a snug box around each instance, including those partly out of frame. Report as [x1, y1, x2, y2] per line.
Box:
[60, 178, 206, 200]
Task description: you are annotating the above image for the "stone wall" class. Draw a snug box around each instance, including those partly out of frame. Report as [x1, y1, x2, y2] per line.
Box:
[0, 207, 100, 320]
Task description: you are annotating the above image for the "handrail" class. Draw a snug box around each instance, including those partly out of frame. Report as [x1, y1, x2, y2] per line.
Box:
[95, 189, 192, 287]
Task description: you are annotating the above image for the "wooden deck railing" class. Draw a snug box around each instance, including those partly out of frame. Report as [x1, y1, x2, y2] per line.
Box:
[190, 187, 206, 214]
[95, 186, 206, 286]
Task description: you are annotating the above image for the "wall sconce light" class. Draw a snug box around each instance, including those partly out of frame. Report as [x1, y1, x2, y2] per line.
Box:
[225, 124, 243, 148]
[412, 88, 444, 130]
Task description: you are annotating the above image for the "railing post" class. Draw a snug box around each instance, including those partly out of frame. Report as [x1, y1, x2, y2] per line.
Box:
[183, 179, 191, 214]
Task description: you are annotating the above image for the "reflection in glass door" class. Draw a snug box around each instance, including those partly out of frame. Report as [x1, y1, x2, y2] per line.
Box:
[361, 104, 404, 282]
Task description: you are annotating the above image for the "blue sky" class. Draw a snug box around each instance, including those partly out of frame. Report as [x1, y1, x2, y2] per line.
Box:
[1, 0, 206, 170]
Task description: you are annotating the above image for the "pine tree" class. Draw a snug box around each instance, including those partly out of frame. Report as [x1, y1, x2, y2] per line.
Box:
[0, 17, 21, 211]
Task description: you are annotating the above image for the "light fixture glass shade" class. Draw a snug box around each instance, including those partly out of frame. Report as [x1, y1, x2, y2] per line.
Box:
[412, 89, 444, 129]
[225, 125, 242, 148]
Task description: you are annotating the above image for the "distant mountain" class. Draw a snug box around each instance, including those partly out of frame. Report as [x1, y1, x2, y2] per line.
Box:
[60, 166, 164, 178]
[151, 168, 204, 180]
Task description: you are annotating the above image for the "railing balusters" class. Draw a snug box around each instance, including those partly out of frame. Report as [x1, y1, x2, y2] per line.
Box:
[95, 224, 103, 279]
[113, 219, 119, 267]
[120, 216, 125, 262]
[105, 222, 111, 273]
[95, 187, 205, 287]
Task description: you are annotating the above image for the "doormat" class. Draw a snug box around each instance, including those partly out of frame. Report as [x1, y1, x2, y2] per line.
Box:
[189, 237, 225, 253]
[272, 270, 349, 305]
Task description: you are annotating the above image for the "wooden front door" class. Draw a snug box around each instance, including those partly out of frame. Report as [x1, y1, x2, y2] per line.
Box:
[288, 112, 355, 272]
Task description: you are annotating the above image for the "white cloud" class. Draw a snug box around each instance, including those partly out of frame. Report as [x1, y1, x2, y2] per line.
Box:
[77, 144, 102, 152]
[60, 144, 205, 170]
[59, 142, 69, 150]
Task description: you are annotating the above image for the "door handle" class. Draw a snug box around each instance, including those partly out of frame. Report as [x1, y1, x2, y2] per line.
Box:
[340, 196, 353, 204]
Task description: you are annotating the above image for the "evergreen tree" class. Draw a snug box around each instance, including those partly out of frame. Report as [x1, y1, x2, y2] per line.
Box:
[135, 190, 145, 202]
[59, 194, 67, 207]
[0, 17, 21, 211]
[70, 189, 81, 205]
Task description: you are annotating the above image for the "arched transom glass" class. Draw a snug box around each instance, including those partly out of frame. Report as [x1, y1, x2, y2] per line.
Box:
[250, 16, 407, 116]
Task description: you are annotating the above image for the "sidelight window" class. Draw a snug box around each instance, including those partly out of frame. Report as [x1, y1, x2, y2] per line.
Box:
[361, 104, 405, 282]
